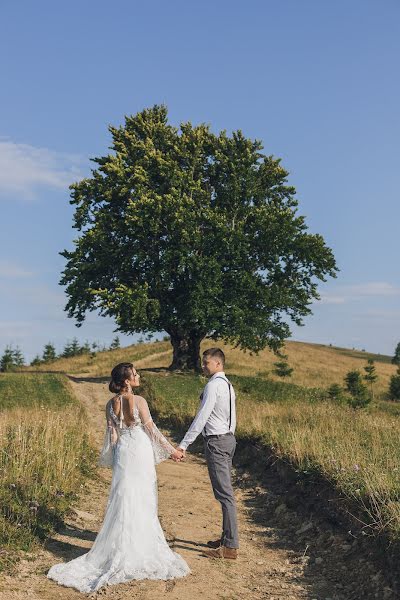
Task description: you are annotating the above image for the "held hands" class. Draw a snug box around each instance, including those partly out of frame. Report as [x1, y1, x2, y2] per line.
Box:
[171, 447, 186, 462]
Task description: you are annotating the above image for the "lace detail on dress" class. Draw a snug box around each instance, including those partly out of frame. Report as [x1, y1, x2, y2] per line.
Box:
[99, 397, 175, 467]
[47, 392, 190, 591]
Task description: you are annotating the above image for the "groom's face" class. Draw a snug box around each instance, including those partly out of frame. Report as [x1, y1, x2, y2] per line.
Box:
[202, 356, 221, 377]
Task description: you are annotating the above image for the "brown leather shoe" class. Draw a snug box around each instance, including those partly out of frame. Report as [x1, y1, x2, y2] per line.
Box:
[207, 538, 222, 549]
[202, 546, 238, 559]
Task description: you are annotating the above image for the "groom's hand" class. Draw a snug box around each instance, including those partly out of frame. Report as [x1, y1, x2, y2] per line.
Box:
[178, 446, 186, 458]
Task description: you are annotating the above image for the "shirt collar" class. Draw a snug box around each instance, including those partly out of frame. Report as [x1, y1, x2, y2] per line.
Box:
[209, 371, 225, 381]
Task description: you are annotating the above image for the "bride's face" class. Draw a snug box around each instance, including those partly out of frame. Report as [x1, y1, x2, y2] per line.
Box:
[126, 367, 140, 388]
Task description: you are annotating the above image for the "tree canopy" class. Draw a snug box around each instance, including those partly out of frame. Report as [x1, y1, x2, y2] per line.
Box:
[60, 105, 338, 370]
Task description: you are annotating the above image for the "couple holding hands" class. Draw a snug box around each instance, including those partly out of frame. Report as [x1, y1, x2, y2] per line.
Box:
[47, 347, 238, 593]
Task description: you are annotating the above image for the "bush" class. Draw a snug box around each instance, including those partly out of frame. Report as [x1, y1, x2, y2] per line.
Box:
[344, 370, 371, 409]
[326, 383, 346, 403]
[389, 370, 400, 401]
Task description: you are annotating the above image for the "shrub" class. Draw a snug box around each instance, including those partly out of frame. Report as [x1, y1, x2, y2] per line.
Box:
[389, 369, 400, 401]
[326, 383, 346, 403]
[344, 370, 371, 409]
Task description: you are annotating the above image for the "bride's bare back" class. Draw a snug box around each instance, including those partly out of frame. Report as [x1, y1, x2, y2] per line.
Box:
[111, 393, 139, 427]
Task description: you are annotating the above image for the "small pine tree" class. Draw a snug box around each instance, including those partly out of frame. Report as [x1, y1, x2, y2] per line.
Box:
[0, 346, 16, 372]
[42, 342, 57, 363]
[70, 337, 81, 356]
[62, 340, 73, 358]
[273, 354, 293, 378]
[363, 358, 378, 400]
[344, 370, 363, 395]
[389, 367, 400, 401]
[80, 341, 91, 355]
[62, 338, 82, 358]
[30, 355, 42, 367]
[327, 383, 343, 401]
[110, 336, 121, 350]
[12, 346, 25, 367]
[392, 342, 400, 366]
[344, 370, 371, 409]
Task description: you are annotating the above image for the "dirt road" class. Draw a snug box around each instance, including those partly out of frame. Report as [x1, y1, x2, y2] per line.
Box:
[0, 375, 394, 600]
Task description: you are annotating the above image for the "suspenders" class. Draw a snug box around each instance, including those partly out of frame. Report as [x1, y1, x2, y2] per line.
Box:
[203, 377, 232, 436]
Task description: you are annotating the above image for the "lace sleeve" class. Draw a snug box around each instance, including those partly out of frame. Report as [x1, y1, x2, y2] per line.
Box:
[137, 396, 175, 465]
[98, 401, 118, 468]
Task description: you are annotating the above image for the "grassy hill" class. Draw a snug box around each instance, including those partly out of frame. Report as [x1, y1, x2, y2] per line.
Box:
[12, 338, 400, 551]
[25, 338, 396, 401]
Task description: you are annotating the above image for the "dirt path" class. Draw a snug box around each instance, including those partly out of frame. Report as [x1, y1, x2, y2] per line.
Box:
[0, 376, 395, 600]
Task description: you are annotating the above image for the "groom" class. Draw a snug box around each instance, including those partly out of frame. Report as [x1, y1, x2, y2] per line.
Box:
[177, 347, 239, 559]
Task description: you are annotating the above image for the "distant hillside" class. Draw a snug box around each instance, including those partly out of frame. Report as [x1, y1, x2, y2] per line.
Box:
[24, 338, 396, 399]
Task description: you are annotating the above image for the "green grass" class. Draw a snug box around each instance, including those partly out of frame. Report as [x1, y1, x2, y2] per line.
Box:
[0, 372, 78, 410]
[147, 372, 326, 423]
[0, 373, 96, 572]
[144, 371, 400, 544]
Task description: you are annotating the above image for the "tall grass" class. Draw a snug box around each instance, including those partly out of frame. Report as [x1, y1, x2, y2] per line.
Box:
[0, 374, 96, 571]
[144, 372, 400, 542]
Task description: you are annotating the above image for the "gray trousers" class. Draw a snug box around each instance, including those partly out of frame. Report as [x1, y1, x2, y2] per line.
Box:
[204, 432, 239, 549]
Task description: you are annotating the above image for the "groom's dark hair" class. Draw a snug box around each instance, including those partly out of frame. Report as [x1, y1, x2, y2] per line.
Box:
[203, 347, 225, 366]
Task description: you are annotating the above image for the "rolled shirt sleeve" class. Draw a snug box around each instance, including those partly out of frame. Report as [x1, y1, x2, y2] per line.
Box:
[179, 381, 218, 450]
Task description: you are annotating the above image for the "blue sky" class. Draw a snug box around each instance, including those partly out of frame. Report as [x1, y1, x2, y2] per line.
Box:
[0, 0, 399, 362]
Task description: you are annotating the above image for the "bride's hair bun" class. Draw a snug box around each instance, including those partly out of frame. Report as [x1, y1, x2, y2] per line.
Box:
[109, 379, 122, 394]
[109, 362, 134, 394]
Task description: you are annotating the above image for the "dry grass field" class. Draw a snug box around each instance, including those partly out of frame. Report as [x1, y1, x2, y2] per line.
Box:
[135, 339, 396, 400]
[7, 338, 400, 552]
[2, 338, 400, 598]
[24, 338, 396, 400]
[0, 374, 95, 570]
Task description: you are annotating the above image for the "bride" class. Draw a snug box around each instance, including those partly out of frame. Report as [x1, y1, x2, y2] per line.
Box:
[47, 362, 190, 592]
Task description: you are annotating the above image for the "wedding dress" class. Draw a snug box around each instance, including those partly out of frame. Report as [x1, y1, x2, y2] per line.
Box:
[47, 394, 190, 592]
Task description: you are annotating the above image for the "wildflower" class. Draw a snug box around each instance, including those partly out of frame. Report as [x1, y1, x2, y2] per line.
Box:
[353, 464, 360, 471]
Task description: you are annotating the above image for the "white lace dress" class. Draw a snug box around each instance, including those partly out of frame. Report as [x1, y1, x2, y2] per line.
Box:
[47, 395, 190, 592]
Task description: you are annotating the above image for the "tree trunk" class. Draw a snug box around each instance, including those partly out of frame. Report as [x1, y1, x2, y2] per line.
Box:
[168, 331, 203, 372]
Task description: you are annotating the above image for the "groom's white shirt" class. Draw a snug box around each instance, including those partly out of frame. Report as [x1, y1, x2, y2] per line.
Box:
[179, 371, 236, 451]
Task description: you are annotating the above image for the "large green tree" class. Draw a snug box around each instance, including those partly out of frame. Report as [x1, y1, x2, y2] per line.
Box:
[60, 105, 338, 371]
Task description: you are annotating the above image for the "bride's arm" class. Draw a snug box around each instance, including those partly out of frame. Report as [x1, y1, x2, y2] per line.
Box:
[136, 396, 181, 464]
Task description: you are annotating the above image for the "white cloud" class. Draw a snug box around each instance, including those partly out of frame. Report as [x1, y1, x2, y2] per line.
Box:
[0, 260, 35, 278]
[0, 139, 86, 200]
[346, 282, 400, 296]
[317, 281, 400, 305]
